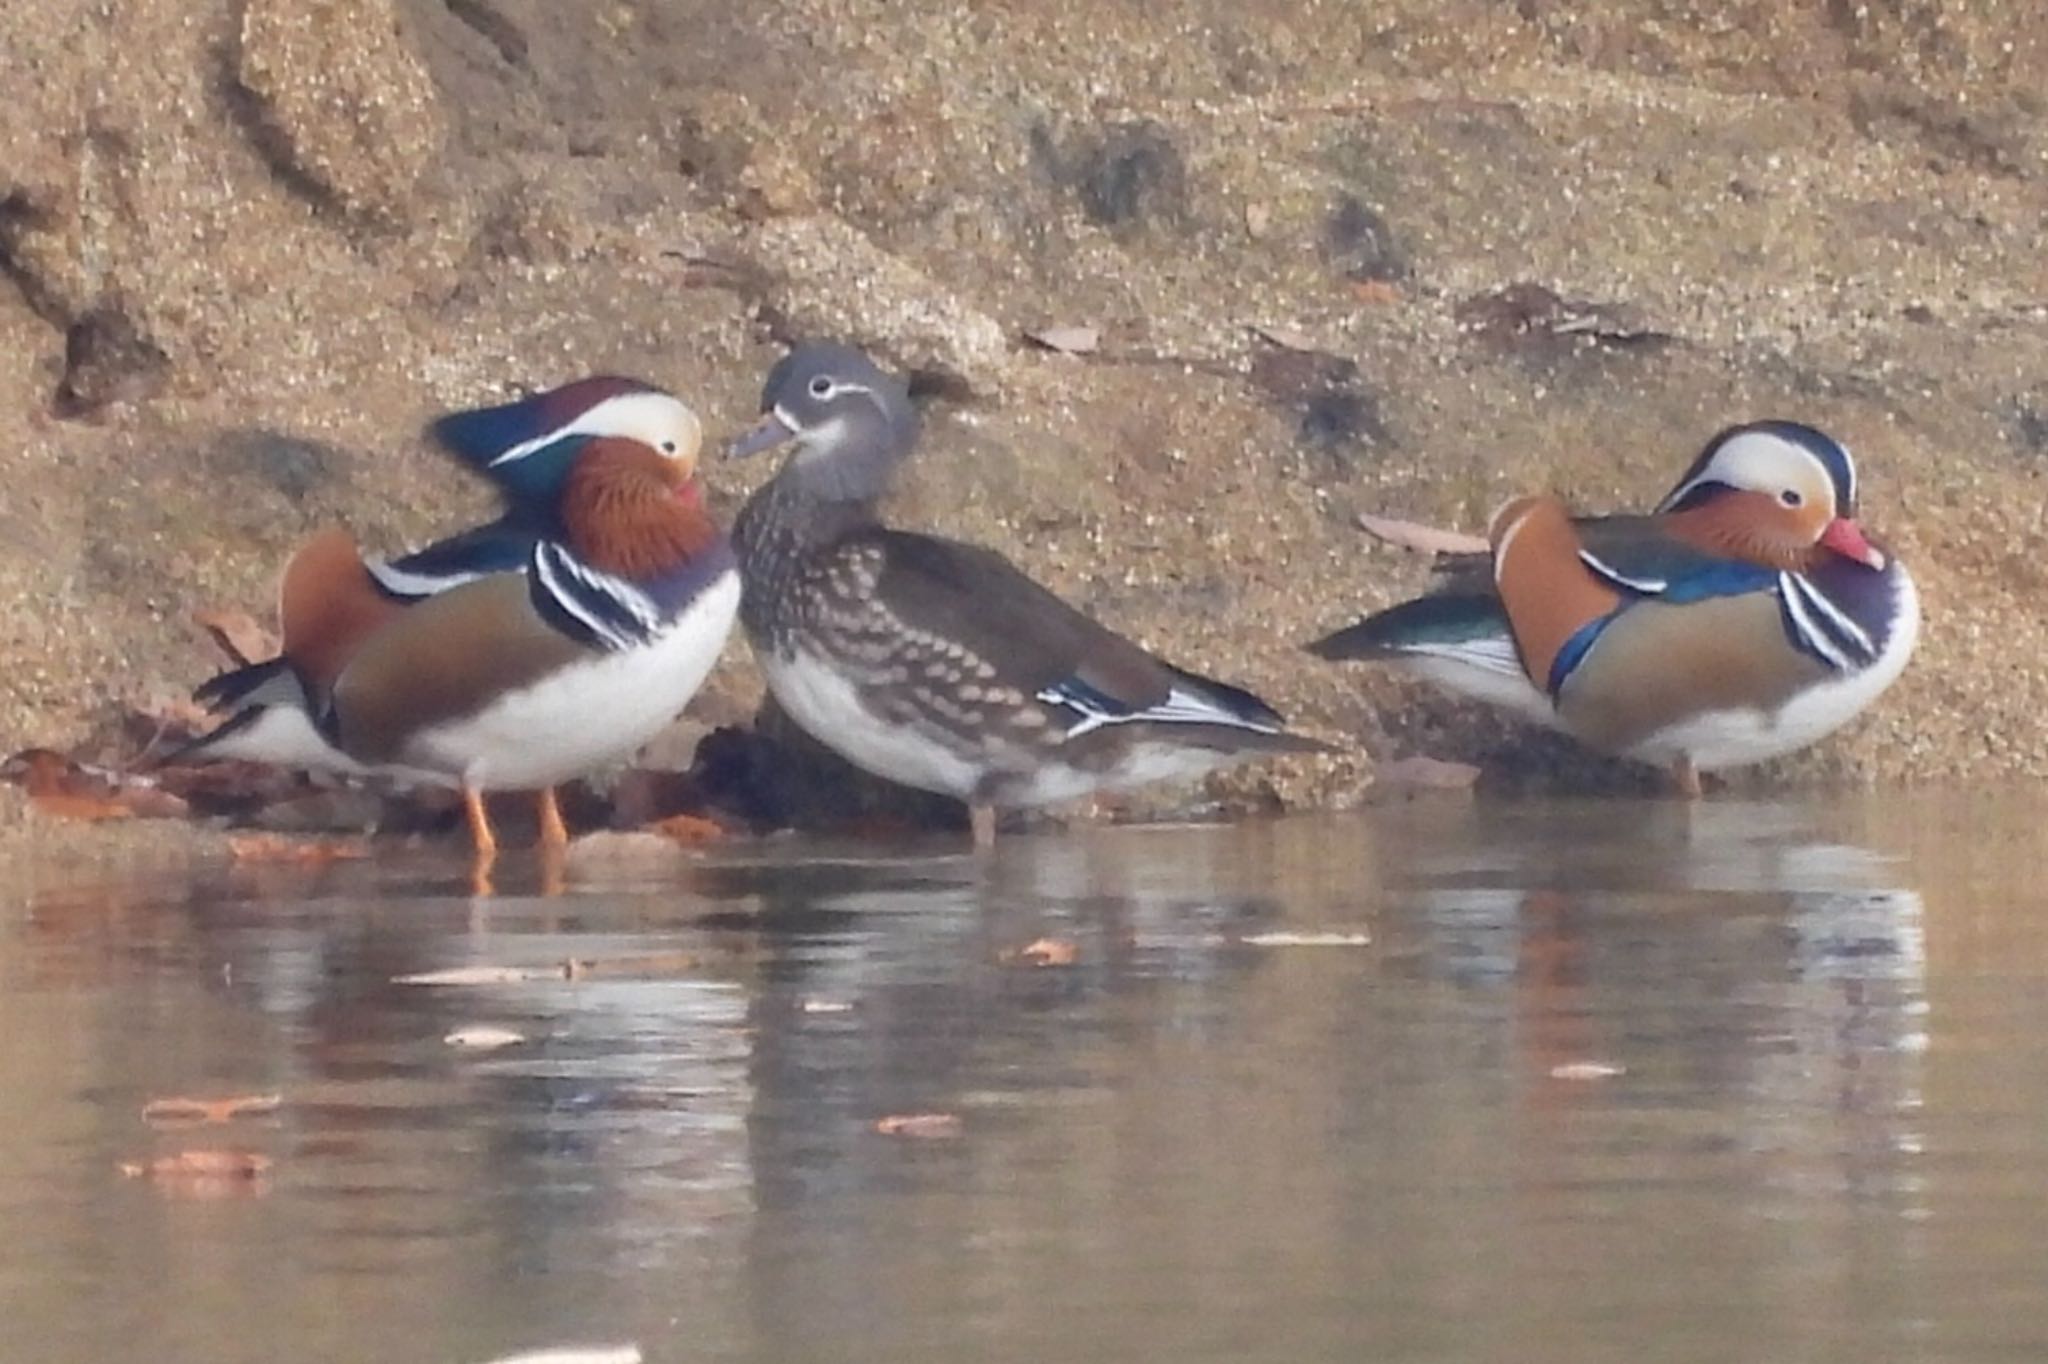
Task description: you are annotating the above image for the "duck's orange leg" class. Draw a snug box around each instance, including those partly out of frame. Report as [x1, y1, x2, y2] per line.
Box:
[1670, 756, 1703, 800]
[535, 787, 570, 849]
[463, 782, 498, 895]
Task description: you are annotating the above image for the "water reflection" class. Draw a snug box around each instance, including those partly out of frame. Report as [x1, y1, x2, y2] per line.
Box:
[3, 793, 2047, 1363]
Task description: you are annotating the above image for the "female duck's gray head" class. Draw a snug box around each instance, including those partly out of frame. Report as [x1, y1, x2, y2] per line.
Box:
[725, 341, 921, 501]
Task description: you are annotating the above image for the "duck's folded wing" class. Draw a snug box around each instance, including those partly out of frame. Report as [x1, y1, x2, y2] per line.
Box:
[1307, 592, 1519, 672]
[328, 573, 587, 764]
[1569, 516, 1778, 601]
[366, 515, 542, 600]
[869, 531, 1292, 737]
[1424, 515, 1777, 603]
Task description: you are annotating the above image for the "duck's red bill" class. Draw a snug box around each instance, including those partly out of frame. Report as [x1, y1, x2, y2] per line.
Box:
[1819, 517, 1886, 571]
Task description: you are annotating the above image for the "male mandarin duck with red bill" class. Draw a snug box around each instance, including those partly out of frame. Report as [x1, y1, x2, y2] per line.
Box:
[186, 377, 739, 859]
[1309, 422, 1919, 794]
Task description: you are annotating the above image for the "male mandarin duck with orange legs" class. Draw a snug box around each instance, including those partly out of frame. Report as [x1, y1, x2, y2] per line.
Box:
[1310, 422, 1919, 794]
[186, 377, 739, 869]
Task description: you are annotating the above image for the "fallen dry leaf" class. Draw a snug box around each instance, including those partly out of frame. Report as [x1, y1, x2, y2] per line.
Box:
[119, 1149, 273, 1180]
[478, 1347, 642, 1364]
[1023, 324, 1100, 355]
[396, 964, 564, 986]
[396, 950, 701, 987]
[1348, 279, 1405, 306]
[444, 1025, 528, 1050]
[24, 790, 138, 822]
[1549, 1061, 1627, 1081]
[1239, 930, 1373, 947]
[874, 1113, 963, 1139]
[1354, 511, 1490, 556]
[3, 748, 189, 821]
[227, 833, 372, 865]
[1373, 755, 1483, 792]
[565, 950, 702, 980]
[142, 1093, 283, 1125]
[1003, 937, 1080, 967]
[134, 693, 216, 733]
[648, 813, 726, 845]
[1248, 321, 1321, 352]
[194, 606, 280, 666]
[563, 829, 698, 870]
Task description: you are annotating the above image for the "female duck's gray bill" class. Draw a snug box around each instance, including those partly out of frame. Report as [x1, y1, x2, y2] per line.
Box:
[726, 413, 797, 460]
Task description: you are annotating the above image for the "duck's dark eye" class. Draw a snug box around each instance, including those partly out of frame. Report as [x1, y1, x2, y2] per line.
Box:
[808, 376, 833, 398]
[1780, 489, 1803, 507]
[660, 440, 678, 454]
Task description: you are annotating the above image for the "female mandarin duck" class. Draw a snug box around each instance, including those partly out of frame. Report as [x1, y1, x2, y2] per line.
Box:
[188, 377, 739, 861]
[726, 341, 1330, 845]
[1308, 421, 1919, 794]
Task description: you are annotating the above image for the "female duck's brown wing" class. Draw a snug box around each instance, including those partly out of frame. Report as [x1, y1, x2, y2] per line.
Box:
[868, 530, 1302, 740]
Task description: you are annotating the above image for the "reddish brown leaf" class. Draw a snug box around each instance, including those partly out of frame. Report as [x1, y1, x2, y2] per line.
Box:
[28, 790, 137, 822]
[1354, 511, 1489, 556]
[1003, 937, 1080, 968]
[226, 833, 371, 864]
[648, 813, 726, 845]
[874, 1113, 962, 1139]
[1348, 279, 1405, 306]
[4, 748, 189, 821]
[193, 607, 280, 666]
[142, 1093, 284, 1125]
[119, 1149, 273, 1180]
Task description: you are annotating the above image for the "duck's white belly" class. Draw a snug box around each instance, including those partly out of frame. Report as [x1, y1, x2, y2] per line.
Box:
[1006, 743, 1233, 808]
[1629, 568, 1921, 771]
[764, 645, 983, 799]
[1397, 651, 1559, 728]
[411, 572, 740, 790]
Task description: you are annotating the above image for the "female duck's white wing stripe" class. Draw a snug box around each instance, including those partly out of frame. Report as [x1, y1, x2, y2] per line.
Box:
[1035, 680, 1282, 740]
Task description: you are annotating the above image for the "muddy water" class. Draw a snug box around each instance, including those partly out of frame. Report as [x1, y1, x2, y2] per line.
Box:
[2, 791, 2044, 1363]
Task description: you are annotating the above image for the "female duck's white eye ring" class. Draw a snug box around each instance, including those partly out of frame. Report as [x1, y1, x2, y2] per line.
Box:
[808, 376, 834, 398]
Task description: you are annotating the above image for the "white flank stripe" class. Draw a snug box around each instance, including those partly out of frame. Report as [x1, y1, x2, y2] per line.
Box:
[1405, 636, 1527, 678]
